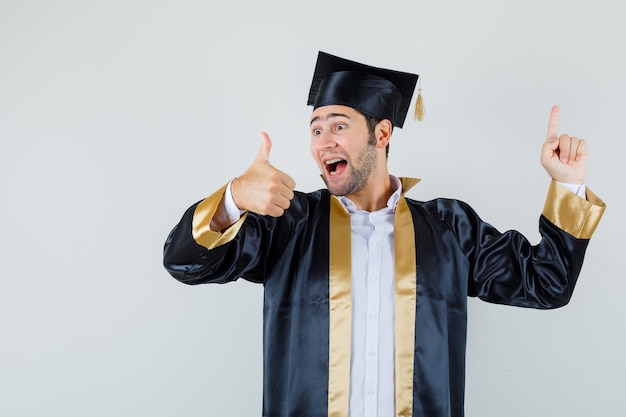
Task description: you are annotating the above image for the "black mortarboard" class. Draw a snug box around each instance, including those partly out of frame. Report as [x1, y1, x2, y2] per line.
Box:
[307, 51, 420, 128]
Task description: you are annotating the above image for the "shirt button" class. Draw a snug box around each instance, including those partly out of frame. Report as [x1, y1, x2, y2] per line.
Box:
[367, 388, 375, 395]
[368, 351, 376, 357]
[369, 313, 377, 319]
[370, 241, 378, 247]
[369, 276, 377, 282]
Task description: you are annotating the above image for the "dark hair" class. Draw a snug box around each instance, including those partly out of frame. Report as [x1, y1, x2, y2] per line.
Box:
[364, 115, 390, 158]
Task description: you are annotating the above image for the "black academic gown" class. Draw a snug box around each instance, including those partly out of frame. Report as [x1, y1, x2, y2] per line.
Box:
[163, 179, 604, 417]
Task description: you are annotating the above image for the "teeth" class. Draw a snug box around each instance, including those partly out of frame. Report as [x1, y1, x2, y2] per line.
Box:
[325, 158, 343, 165]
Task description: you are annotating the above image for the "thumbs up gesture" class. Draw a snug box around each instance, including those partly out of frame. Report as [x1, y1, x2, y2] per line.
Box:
[540, 105, 588, 184]
[231, 132, 297, 217]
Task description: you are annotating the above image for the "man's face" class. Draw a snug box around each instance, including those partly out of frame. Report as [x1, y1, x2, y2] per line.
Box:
[310, 105, 379, 196]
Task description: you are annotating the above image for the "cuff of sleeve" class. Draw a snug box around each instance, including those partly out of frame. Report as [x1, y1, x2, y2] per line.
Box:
[542, 181, 606, 239]
[555, 181, 586, 199]
[224, 181, 247, 218]
[192, 183, 249, 249]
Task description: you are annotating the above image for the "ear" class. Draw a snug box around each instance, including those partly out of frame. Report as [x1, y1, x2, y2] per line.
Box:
[375, 119, 393, 149]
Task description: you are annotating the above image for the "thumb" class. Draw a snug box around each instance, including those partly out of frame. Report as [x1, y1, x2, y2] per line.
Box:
[255, 132, 272, 162]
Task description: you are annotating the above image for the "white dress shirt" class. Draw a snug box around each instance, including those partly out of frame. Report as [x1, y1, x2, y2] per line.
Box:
[337, 176, 402, 417]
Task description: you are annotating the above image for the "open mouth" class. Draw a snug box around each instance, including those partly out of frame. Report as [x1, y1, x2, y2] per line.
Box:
[325, 158, 348, 176]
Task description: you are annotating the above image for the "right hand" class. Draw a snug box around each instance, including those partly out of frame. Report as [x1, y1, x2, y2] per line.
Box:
[231, 132, 296, 217]
[540, 105, 588, 184]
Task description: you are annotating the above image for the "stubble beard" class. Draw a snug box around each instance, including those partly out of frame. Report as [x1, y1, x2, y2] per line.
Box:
[325, 133, 378, 197]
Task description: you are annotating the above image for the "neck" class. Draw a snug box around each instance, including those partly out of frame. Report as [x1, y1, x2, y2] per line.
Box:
[345, 171, 394, 212]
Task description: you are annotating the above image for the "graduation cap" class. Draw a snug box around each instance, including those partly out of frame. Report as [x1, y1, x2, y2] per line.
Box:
[307, 51, 423, 128]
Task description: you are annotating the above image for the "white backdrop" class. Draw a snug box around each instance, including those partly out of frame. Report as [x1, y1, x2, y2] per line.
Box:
[1, 0, 623, 416]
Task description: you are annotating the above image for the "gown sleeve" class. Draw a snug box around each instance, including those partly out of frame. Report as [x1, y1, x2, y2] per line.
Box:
[162, 183, 269, 285]
[439, 181, 605, 309]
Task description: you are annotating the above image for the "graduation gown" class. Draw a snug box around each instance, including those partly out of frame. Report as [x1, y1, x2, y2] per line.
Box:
[163, 178, 605, 417]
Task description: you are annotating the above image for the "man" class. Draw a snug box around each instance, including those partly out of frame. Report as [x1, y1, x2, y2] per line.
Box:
[163, 51, 605, 417]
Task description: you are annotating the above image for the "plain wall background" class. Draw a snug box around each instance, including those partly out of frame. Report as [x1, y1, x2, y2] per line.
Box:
[1, 0, 623, 416]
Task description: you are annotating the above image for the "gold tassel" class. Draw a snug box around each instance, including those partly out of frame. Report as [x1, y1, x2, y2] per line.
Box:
[413, 78, 424, 121]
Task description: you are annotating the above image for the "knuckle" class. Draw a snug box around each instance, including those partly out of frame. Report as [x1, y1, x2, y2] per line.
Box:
[268, 169, 282, 180]
[266, 183, 281, 194]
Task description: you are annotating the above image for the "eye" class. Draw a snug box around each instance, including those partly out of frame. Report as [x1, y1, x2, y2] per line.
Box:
[312, 128, 322, 135]
[334, 124, 346, 132]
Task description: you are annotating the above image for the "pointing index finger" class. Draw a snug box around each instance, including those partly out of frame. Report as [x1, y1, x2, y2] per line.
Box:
[546, 105, 560, 142]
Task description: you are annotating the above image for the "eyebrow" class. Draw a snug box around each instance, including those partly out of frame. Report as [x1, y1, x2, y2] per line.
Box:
[310, 112, 351, 126]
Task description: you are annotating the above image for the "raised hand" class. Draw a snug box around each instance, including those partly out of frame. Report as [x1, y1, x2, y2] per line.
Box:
[540, 105, 588, 184]
[231, 132, 297, 217]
